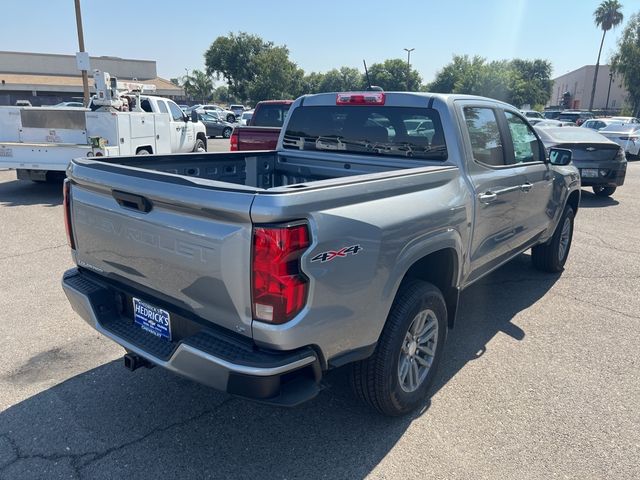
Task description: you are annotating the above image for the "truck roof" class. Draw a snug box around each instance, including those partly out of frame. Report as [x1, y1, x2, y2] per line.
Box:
[296, 92, 516, 109]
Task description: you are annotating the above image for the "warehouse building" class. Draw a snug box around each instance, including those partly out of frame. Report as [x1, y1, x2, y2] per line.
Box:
[0, 51, 184, 106]
[550, 64, 628, 112]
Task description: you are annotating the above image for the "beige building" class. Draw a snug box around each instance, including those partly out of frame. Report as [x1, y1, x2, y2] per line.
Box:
[0, 51, 184, 106]
[550, 65, 627, 111]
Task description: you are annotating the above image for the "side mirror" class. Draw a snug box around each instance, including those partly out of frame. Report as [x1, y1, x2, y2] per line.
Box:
[191, 109, 199, 123]
[549, 147, 572, 166]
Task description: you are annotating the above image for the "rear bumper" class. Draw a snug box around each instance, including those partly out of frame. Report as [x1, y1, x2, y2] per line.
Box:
[578, 164, 626, 187]
[61, 268, 322, 406]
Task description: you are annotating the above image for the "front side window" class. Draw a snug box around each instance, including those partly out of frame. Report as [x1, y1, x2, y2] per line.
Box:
[167, 101, 185, 121]
[505, 112, 542, 164]
[463, 107, 505, 166]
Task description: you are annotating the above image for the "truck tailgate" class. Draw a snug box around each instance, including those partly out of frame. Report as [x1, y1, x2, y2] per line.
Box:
[68, 160, 257, 337]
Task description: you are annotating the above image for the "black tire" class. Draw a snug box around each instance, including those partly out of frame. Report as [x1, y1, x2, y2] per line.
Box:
[592, 185, 616, 197]
[222, 127, 232, 139]
[192, 138, 206, 152]
[135, 148, 151, 155]
[532, 205, 574, 272]
[350, 279, 447, 416]
[226, 114, 235, 123]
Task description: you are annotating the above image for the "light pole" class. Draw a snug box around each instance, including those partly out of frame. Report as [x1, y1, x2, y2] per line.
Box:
[404, 48, 415, 91]
[605, 71, 614, 112]
[73, 0, 90, 106]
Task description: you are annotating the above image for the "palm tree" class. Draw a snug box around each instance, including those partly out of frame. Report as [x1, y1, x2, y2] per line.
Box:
[183, 70, 214, 104]
[588, 0, 624, 111]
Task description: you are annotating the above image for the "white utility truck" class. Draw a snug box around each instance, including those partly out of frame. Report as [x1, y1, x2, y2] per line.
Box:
[0, 70, 207, 182]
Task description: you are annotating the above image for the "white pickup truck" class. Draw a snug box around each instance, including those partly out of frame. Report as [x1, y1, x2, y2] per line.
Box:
[0, 95, 208, 182]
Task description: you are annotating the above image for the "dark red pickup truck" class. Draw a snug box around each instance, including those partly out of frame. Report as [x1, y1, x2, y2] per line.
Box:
[230, 100, 293, 151]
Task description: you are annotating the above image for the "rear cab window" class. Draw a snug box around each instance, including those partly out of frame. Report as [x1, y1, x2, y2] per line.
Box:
[282, 106, 447, 161]
[253, 104, 292, 127]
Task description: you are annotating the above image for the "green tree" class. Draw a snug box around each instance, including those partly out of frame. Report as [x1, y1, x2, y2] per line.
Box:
[302, 67, 365, 94]
[204, 32, 272, 102]
[182, 70, 213, 104]
[589, 0, 624, 110]
[428, 55, 552, 107]
[611, 12, 640, 116]
[247, 46, 305, 102]
[367, 59, 422, 91]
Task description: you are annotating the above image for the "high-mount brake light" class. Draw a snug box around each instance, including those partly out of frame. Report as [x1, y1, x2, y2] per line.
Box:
[252, 223, 310, 324]
[63, 179, 76, 250]
[336, 92, 386, 105]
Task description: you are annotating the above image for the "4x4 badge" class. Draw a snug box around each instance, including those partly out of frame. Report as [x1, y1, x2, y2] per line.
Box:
[311, 245, 362, 263]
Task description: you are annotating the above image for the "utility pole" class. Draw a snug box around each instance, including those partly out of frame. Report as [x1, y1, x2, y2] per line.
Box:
[605, 71, 613, 112]
[404, 48, 415, 92]
[73, 0, 90, 106]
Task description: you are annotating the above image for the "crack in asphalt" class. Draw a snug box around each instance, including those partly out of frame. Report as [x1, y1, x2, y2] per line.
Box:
[0, 397, 235, 479]
[576, 230, 640, 256]
[554, 291, 640, 321]
[0, 243, 67, 262]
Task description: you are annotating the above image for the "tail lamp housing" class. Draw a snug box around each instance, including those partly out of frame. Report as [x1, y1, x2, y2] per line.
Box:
[230, 130, 239, 151]
[252, 223, 310, 324]
[63, 179, 76, 250]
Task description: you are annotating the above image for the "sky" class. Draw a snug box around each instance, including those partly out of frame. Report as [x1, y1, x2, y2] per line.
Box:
[0, 0, 637, 83]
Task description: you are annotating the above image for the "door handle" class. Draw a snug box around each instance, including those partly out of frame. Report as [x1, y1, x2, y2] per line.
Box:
[521, 182, 533, 192]
[478, 191, 498, 204]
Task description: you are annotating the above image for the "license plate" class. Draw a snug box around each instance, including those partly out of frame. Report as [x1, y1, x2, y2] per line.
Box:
[581, 168, 598, 178]
[133, 298, 172, 341]
[0, 148, 13, 157]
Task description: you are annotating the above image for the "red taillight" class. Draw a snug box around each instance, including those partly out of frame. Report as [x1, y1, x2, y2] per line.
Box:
[63, 179, 76, 250]
[252, 224, 310, 324]
[336, 92, 386, 105]
[230, 130, 239, 151]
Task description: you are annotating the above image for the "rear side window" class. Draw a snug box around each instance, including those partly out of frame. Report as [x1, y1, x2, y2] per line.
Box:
[463, 107, 505, 166]
[283, 106, 447, 161]
[253, 104, 291, 127]
[157, 101, 168, 114]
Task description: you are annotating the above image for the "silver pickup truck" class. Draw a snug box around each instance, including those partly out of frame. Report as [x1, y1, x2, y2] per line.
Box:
[62, 92, 580, 416]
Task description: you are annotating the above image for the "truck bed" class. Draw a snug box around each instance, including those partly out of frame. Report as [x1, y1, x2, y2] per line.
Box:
[79, 149, 445, 191]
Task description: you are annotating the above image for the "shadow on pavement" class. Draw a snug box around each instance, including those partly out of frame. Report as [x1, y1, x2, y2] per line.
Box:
[578, 189, 620, 208]
[0, 178, 63, 207]
[0, 253, 558, 479]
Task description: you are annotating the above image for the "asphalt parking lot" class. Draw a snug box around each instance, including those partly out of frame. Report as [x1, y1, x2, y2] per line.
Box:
[0, 149, 638, 479]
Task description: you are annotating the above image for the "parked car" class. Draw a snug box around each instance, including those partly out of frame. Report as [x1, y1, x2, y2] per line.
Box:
[52, 101, 85, 108]
[239, 110, 254, 126]
[521, 110, 544, 119]
[581, 118, 625, 131]
[557, 111, 594, 126]
[178, 104, 189, 112]
[199, 112, 234, 138]
[229, 104, 245, 117]
[191, 104, 236, 123]
[543, 110, 563, 119]
[528, 118, 573, 127]
[598, 123, 640, 158]
[610, 116, 640, 124]
[14, 100, 32, 107]
[62, 91, 580, 416]
[536, 126, 626, 197]
[230, 100, 293, 151]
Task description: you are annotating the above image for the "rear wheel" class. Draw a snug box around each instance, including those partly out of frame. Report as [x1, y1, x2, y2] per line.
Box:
[135, 148, 151, 155]
[592, 185, 616, 197]
[350, 280, 447, 416]
[222, 127, 232, 139]
[532, 205, 574, 272]
[226, 114, 235, 123]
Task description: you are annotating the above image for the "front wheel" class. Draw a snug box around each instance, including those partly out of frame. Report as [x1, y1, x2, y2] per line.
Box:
[192, 138, 206, 152]
[592, 185, 616, 197]
[350, 280, 447, 416]
[222, 127, 232, 139]
[532, 205, 574, 272]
